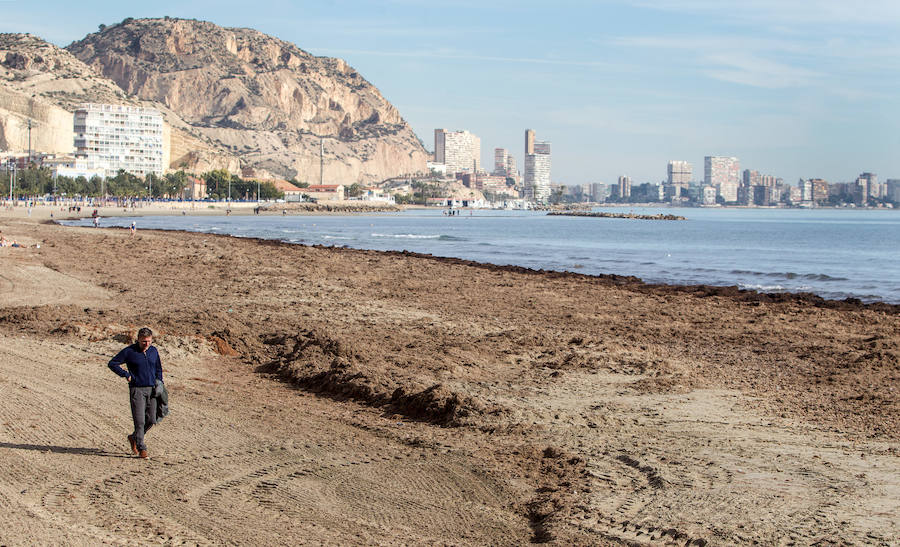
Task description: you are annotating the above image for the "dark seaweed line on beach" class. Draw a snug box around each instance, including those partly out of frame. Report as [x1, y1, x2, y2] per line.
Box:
[62, 221, 897, 314]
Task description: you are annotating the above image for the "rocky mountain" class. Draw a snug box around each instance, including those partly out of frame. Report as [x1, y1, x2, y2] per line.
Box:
[66, 17, 428, 183]
[0, 32, 239, 173]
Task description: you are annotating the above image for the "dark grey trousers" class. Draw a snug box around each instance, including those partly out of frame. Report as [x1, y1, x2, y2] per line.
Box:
[129, 386, 157, 451]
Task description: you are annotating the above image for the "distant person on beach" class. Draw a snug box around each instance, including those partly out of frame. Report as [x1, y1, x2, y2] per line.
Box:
[108, 327, 164, 459]
[130, 221, 136, 238]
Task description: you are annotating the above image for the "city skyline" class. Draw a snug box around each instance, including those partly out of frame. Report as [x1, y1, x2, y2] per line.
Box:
[3, 1, 899, 185]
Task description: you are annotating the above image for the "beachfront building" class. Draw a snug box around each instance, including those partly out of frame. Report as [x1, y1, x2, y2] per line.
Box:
[434, 129, 480, 175]
[524, 147, 551, 203]
[616, 176, 632, 199]
[493, 148, 509, 175]
[705, 156, 740, 203]
[259, 179, 301, 201]
[40, 155, 104, 180]
[810, 179, 829, 204]
[590, 182, 609, 202]
[506, 154, 517, 180]
[361, 187, 395, 203]
[182, 176, 207, 201]
[668, 160, 692, 186]
[856, 172, 879, 202]
[491, 148, 518, 180]
[74, 103, 165, 178]
[523, 129, 551, 203]
[304, 184, 345, 201]
[666, 160, 692, 200]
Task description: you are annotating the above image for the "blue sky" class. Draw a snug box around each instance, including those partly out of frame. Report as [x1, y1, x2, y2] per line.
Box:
[3, 0, 900, 185]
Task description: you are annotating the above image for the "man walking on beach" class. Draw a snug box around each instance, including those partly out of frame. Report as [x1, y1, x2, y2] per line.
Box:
[108, 327, 163, 459]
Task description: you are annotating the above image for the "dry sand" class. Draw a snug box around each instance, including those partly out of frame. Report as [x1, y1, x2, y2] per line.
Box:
[0, 216, 897, 546]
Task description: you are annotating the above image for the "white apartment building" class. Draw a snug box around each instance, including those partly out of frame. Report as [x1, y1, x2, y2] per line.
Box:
[74, 103, 165, 178]
[704, 156, 740, 202]
[667, 160, 692, 185]
[524, 139, 551, 203]
[434, 129, 480, 175]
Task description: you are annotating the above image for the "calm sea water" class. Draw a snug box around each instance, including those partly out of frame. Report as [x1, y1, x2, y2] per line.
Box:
[64, 207, 900, 304]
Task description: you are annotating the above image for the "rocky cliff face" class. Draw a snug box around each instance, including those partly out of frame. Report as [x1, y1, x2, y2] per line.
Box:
[0, 32, 236, 172]
[67, 18, 427, 183]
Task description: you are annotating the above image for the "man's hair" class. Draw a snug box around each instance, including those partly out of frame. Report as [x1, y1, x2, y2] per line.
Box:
[137, 327, 153, 340]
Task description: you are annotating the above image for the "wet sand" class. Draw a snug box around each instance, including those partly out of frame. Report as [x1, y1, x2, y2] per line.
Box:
[0, 216, 897, 545]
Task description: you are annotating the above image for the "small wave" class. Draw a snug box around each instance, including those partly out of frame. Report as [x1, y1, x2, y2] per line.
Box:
[322, 235, 353, 240]
[802, 273, 849, 281]
[731, 269, 848, 282]
[739, 283, 788, 292]
[371, 233, 440, 239]
[739, 283, 814, 293]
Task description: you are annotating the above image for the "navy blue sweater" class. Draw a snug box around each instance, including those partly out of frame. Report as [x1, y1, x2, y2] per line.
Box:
[108, 344, 163, 387]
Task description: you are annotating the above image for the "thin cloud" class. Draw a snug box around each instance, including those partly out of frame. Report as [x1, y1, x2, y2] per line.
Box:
[626, 0, 900, 26]
[314, 48, 617, 69]
[609, 33, 898, 93]
[703, 52, 821, 89]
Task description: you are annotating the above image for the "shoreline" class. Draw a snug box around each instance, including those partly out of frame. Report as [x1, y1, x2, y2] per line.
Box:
[3, 200, 896, 222]
[1, 199, 419, 220]
[49, 218, 900, 310]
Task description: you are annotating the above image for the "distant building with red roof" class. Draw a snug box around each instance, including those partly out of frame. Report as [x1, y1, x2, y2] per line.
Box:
[266, 179, 305, 201]
[183, 176, 207, 200]
[304, 184, 345, 201]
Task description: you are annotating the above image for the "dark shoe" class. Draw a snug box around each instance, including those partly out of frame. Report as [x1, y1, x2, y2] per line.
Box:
[127, 434, 138, 455]
[139, 449, 149, 459]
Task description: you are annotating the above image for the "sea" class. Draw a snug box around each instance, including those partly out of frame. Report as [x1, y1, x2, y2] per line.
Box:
[63, 207, 900, 304]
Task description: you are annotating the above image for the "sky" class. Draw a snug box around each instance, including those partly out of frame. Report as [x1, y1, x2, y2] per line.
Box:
[3, 0, 900, 185]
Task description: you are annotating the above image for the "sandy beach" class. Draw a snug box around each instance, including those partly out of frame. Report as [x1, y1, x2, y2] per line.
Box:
[0, 215, 897, 545]
[0, 200, 404, 222]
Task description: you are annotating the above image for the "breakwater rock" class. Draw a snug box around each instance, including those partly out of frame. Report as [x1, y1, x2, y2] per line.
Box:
[261, 202, 401, 214]
[547, 211, 686, 221]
